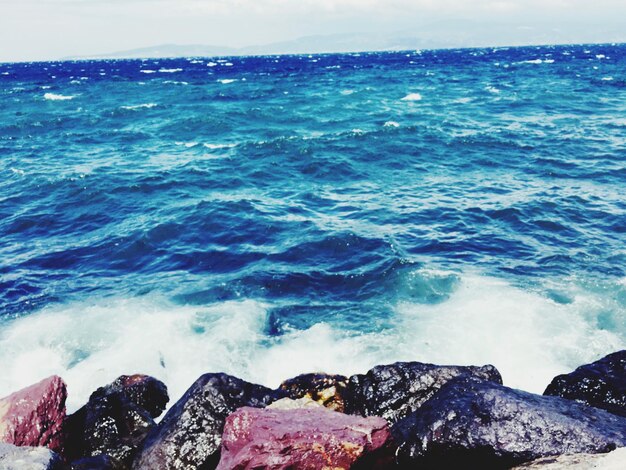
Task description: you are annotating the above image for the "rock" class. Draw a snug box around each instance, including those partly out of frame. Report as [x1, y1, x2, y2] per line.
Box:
[0, 376, 67, 452]
[70, 455, 126, 470]
[512, 448, 626, 469]
[392, 376, 626, 469]
[346, 361, 502, 423]
[0, 443, 66, 470]
[544, 350, 626, 417]
[267, 396, 324, 410]
[63, 374, 168, 467]
[279, 373, 348, 412]
[217, 407, 394, 469]
[133, 373, 282, 470]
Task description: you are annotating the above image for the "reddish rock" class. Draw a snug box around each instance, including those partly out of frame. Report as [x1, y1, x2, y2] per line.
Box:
[0, 376, 67, 452]
[217, 407, 394, 469]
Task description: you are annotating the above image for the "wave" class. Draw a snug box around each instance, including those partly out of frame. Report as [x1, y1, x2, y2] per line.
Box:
[0, 272, 622, 412]
[120, 103, 157, 110]
[401, 93, 422, 101]
[43, 93, 75, 101]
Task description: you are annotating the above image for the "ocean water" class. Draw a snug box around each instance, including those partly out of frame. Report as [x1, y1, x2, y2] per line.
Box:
[1, 44, 625, 411]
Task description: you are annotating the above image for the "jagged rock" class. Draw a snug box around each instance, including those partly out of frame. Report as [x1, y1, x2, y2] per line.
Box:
[544, 350, 626, 417]
[0, 443, 66, 470]
[392, 376, 626, 469]
[512, 447, 626, 469]
[267, 396, 324, 410]
[63, 374, 168, 467]
[346, 361, 502, 423]
[279, 373, 348, 412]
[0, 376, 67, 452]
[216, 407, 394, 469]
[133, 373, 283, 470]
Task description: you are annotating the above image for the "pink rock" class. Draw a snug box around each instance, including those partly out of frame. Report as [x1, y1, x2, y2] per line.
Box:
[0, 376, 67, 452]
[217, 407, 394, 470]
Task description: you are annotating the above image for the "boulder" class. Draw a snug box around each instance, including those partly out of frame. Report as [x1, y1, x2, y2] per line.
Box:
[217, 407, 394, 469]
[392, 376, 626, 469]
[346, 361, 502, 423]
[512, 447, 626, 469]
[133, 373, 283, 470]
[544, 350, 626, 417]
[63, 374, 168, 467]
[279, 373, 348, 412]
[0, 443, 66, 470]
[0, 376, 67, 452]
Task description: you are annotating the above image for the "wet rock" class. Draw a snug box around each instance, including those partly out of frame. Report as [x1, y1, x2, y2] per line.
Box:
[512, 447, 626, 469]
[70, 455, 125, 470]
[133, 373, 282, 470]
[217, 406, 394, 470]
[0, 443, 66, 470]
[544, 350, 626, 417]
[279, 373, 348, 412]
[0, 376, 67, 452]
[63, 375, 168, 467]
[346, 361, 502, 423]
[392, 376, 626, 469]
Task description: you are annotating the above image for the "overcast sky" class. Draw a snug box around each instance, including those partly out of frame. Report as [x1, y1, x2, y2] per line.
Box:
[1, 0, 626, 62]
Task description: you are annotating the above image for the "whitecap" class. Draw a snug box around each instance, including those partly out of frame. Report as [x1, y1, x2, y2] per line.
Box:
[158, 68, 183, 73]
[522, 59, 554, 64]
[44, 93, 75, 101]
[1, 72, 9, 76]
[602, 77, 614, 81]
[383, 121, 400, 128]
[203, 143, 236, 150]
[596, 54, 606, 59]
[454, 97, 473, 104]
[207, 62, 218, 67]
[401, 92, 422, 101]
[485, 86, 500, 94]
[140, 70, 156, 74]
[218, 79, 237, 84]
[121, 103, 157, 110]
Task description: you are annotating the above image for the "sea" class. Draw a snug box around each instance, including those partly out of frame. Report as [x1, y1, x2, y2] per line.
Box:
[1, 44, 625, 411]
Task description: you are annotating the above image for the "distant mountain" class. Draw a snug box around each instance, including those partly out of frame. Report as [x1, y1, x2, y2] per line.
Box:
[66, 23, 626, 60]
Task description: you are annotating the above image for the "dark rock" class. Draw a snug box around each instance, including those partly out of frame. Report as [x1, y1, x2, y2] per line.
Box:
[544, 350, 626, 417]
[279, 373, 348, 412]
[217, 407, 394, 470]
[0, 443, 66, 470]
[392, 376, 626, 469]
[63, 375, 168, 467]
[70, 455, 125, 470]
[0, 376, 67, 452]
[133, 373, 283, 470]
[346, 361, 502, 423]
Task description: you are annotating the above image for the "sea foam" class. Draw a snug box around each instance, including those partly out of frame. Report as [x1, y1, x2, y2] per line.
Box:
[0, 273, 621, 412]
[44, 93, 75, 101]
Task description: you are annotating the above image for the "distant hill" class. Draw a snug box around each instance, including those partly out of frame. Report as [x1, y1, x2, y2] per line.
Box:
[65, 23, 626, 60]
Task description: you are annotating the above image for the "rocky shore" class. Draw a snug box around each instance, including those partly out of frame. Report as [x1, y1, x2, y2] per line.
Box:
[0, 351, 624, 469]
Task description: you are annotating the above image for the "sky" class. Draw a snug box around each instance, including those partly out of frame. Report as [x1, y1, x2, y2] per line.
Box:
[1, 0, 626, 62]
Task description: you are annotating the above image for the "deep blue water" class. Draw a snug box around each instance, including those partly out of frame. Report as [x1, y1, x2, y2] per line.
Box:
[1, 44, 625, 408]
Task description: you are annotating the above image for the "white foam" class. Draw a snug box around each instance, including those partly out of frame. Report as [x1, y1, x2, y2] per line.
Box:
[140, 70, 156, 74]
[121, 103, 157, 110]
[596, 54, 606, 59]
[602, 76, 614, 81]
[207, 62, 218, 67]
[218, 79, 237, 84]
[522, 59, 554, 64]
[383, 121, 400, 128]
[401, 92, 422, 101]
[44, 93, 75, 101]
[1, 72, 9, 76]
[486, 86, 500, 94]
[159, 68, 183, 73]
[203, 143, 236, 150]
[0, 273, 622, 412]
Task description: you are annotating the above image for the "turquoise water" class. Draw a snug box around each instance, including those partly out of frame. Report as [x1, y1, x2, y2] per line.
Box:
[0, 44, 624, 409]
